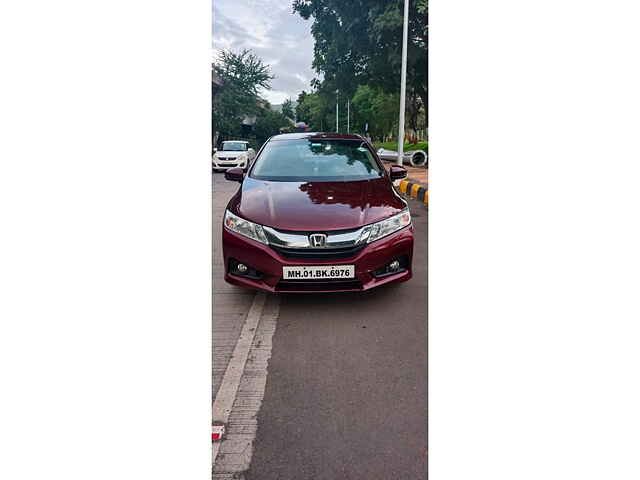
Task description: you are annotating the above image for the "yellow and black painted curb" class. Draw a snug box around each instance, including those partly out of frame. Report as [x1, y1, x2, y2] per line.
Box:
[399, 180, 428, 206]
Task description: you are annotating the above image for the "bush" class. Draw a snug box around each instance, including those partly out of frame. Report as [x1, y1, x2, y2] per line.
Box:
[373, 141, 428, 152]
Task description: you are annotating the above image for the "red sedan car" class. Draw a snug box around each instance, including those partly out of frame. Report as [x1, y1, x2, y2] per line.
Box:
[221, 132, 413, 293]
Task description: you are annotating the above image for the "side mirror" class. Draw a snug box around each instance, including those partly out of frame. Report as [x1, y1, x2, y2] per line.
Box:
[224, 167, 245, 182]
[389, 165, 407, 180]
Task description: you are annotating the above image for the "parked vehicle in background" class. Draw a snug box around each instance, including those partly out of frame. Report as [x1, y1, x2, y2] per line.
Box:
[221, 132, 413, 293]
[212, 141, 256, 172]
[377, 148, 428, 168]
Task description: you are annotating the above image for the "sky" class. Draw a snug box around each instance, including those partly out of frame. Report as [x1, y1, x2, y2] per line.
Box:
[212, 0, 317, 105]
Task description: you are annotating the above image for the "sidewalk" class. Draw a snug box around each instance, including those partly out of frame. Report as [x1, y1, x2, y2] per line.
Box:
[403, 164, 428, 188]
[384, 162, 428, 187]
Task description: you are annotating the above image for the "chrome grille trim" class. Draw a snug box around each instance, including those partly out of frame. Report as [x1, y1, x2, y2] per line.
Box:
[262, 225, 368, 249]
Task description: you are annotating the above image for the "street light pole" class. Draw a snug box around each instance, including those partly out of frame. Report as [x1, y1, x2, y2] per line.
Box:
[397, 0, 410, 166]
[336, 89, 339, 132]
[347, 99, 350, 134]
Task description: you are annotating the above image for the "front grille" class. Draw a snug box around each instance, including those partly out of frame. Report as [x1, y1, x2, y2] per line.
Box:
[271, 244, 365, 259]
[275, 280, 363, 292]
[263, 225, 365, 252]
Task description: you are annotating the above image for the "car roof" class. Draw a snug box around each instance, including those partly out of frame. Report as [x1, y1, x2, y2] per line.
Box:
[223, 140, 248, 143]
[269, 132, 366, 142]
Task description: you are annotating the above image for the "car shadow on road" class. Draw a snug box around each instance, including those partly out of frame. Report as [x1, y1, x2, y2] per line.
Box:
[272, 279, 414, 327]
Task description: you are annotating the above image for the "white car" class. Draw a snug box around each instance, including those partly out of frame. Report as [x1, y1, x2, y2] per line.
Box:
[212, 141, 256, 172]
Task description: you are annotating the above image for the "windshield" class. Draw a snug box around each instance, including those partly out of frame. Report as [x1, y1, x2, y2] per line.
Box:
[222, 142, 248, 151]
[251, 139, 382, 181]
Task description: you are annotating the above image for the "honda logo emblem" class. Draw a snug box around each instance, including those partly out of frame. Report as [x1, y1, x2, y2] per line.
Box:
[309, 233, 327, 248]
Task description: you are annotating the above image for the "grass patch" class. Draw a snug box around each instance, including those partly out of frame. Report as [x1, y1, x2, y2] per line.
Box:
[373, 141, 428, 152]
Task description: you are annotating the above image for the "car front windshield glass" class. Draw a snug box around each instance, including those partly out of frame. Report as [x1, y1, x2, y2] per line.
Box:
[251, 139, 382, 181]
[222, 142, 248, 151]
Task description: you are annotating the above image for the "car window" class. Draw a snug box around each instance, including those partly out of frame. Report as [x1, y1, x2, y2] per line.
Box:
[251, 139, 382, 181]
[222, 142, 248, 151]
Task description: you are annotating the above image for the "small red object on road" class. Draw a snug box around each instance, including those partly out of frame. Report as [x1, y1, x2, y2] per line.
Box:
[212, 425, 225, 442]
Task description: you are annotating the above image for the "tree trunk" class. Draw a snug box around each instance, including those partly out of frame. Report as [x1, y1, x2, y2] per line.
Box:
[416, 86, 428, 128]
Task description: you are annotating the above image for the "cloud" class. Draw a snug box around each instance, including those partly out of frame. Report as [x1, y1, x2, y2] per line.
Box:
[213, 0, 316, 104]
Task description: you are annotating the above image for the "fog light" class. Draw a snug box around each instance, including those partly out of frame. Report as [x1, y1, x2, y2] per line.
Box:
[371, 256, 408, 279]
[236, 263, 248, 273]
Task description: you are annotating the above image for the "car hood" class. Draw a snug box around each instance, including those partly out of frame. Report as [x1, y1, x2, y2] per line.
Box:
[229, 177, 407, 231]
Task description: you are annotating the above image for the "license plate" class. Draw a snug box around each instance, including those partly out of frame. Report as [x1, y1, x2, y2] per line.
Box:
[283, 265, 355, 280]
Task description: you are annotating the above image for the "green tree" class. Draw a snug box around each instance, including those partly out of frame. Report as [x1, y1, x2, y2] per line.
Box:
[295, 91, 310, 122]
[281, 98, 295, 120]
[295, 90, 334, 131]
[371, 89, 400, 140]
[351, 85, 376, 134]
[212, 49, 274, 141]
[405, 87, 425, 142]
[293, 0, 427, 109]
[349, 85, 399, 141]
[253, 107, 290, 147]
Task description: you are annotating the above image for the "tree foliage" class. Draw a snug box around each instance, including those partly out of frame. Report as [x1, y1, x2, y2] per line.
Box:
[295, 91, 311, 122]
[215, 49, 273, 96]
[281, 98, 295, 120]
[212, 49, 274, 140]
[295, 90, 335, 131]
[292, 0, 427, 108]
[350, 85, 400, 140]
[253, 106, 291, 146]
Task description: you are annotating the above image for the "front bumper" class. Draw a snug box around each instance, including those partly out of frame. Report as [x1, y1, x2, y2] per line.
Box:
[222, 225, 414, 293]
[212, 158, 247, 170]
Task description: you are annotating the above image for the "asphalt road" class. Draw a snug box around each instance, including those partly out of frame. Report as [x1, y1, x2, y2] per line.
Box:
[213, 172, 427, 479]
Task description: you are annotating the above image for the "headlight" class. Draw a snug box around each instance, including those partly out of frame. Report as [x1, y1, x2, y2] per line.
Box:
[358, 209, 411, 244]
[224, 210, 268, 244]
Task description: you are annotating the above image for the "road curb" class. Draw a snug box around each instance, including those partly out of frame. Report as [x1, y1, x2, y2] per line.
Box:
[399, 179, 428, 206]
